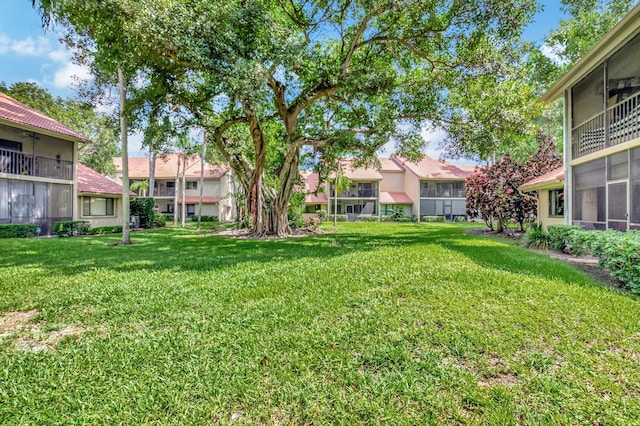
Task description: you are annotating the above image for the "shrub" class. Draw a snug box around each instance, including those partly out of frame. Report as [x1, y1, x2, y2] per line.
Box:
[590, 230, 640, 293]
[333, 214, 348, 222]
[87, 226, 123, 235]
[547, 225, 582, 251]
[422, 216, 445, 222]
[316, 209, 327, 221]
[153, 214, 167, 227]
[130, 198, 155, 228]
[453, 215, 466, 222]
[524, 223, 550, 249]
[192, 215, 218, 222]
[357, 215, 379, 222]
[54, 221, 90, 237]
[381, 215, 392, 222]
[394, 217, 413, 222]
[289, 217, 305, 230]
[0, 223, 38, 238]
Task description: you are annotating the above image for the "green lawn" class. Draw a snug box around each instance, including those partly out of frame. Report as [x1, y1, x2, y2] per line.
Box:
[1, 223, 639, 424]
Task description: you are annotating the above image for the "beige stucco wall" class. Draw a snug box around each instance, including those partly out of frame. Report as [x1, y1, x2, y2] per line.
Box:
[402, 168, 421, 217]
[379, 171, 404, 192]
[537, 189, 565, 231]
[185, 179, 221, 197]
[197, 203, 219, 217]
[78, 196, 122, 228]
[0, 124, 74, 161]
[218, 172, 237, 222]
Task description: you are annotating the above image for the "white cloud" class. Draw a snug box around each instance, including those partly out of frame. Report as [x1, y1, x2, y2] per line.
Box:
[9, 36, 51, 56]
[48, 48, 69, 63]
[0, 34, 9, 54]
[52, 61, 93, 89]
[540, 42, 568, 66]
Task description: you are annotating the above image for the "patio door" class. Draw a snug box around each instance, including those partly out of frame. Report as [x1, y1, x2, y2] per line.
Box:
[607, 180, 628, 231]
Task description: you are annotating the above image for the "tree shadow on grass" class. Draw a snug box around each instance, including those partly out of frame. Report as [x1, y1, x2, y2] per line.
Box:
[0, 224, 633, 299]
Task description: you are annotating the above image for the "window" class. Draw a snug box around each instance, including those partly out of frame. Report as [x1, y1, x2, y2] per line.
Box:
[573, 159, 606, 224]
[549, 189, 564, 217]
[186, 181, 197, 190]
[82, 197, 115, 216]
[187, 204, 196, 216]
[0, 139, 22, 152]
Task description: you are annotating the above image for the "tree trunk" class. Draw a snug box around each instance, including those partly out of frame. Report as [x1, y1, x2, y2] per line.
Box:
[118, 67, 131, 245]
[246, 115, 268, 236]
[269, 144, 301, 237]
[197, 140, 206, 230]
[149, 149, 156, 198]
[181, 154, 187, 228]
[496, 216, 504, 233]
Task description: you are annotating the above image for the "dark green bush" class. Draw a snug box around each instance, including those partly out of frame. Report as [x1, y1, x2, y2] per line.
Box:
[192, 215, 218, 222]
[591, 230, 640, 292]
[524, 223, 550, 249]
[547, 225, 582, 251]
[357, 215, 379, 222]
[422, 216, 445, 222]
[54, 221, 89, 237]
[316, 210, 327, 221]
[153, 214, 167, 227]
[394, 217, 413, 222]
[0, 223, 38, 238]
[87, 226, 123, 235]
[333, 214, 348, 222]
[453, 215, 466, 222]
[130, 197, 155, 228]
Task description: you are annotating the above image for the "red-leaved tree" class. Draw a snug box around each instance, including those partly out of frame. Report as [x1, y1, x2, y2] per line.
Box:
[466, 134, 562, 232]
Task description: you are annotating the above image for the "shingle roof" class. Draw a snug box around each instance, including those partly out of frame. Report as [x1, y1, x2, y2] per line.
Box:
[114, 153, 230, 179]
[0, 92, 88, 142]
[379, 191, 412, 204]
[329, 159, 383, 180]
[378, 157, 404, 172]
[77, 163, 124, 196]
[519, 166, 565, 192]
[391, 154, 474, 179]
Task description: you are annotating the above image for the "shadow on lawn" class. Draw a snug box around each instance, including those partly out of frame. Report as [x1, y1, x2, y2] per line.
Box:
[0, 223, 616, 292]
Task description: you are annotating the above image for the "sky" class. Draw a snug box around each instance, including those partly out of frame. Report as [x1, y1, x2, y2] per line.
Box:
[0, 0, 566, 160]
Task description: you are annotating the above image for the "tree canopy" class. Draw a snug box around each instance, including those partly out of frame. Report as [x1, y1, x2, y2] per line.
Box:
[36, 0, 539, 235]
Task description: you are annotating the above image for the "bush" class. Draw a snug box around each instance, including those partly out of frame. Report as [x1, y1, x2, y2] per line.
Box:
[316, 209, 327, 221]
[394, 217, 413, 222]
[547, 225, 582, 251]
[524, 223, 550, 249]
[54, 221, 90, 237]
[303, 217, 321, 230]
[381, 215, 392, 222]
[422, 216, 445, 222]
[332, 214, 348, 222]
[87, 226, 123, 235]
[289, 217, 305, 230]
[453, 215, 466, 222]
[153, 214, 167, 227]
[357, 215, 379, 222]
[590, 230, 640, 293]
[192, 215, 218, 222]
[130, 198, 156, 228]
[0, 223, 38, 238]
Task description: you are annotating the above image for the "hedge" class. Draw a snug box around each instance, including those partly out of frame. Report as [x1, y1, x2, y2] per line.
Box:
[0, 223, 38, 238]
[192, 215, 218, 222]
[422, 216, 445, 222]
[54, 221, 90, 237]
[87, 226, 123, 235]
[356, 215, 379, 222]
[130, 197, 155, 228]
[547, 225, 583, 251]
[332, 214, 348, 222]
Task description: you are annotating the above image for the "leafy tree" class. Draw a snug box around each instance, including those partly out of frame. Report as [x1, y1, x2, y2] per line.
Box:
[36, 0, 538, 236]
[466, 134, 562, 232]
[0, 81, 119, 175]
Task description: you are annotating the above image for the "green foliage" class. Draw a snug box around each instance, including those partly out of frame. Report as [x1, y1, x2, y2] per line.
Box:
[356, 215, 379, 222]
[315, 210, 327, 221]
[153, 214, 167, 228]
[334, 214, 348, 222]
[130, 198, 156, 229]
[0, 224, 38, 238]
[547, 225, 583, 251]
[422, 216, 446, 222]
[87, 226, 123, 235]
[524, 223, 551, 249]
[192, 215, 218, 222]
[453, 215, 466, 222]
[393, 217, 413, 223]
[54, 221, 90, 237]
[589, 230, 640, 293]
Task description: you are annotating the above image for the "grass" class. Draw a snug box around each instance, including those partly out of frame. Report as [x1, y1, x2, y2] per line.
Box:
[0, 222, 639, 424]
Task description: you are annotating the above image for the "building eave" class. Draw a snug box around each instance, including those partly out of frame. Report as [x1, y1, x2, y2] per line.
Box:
[0, 118, 88, 144]
[541, 3, 640, 103]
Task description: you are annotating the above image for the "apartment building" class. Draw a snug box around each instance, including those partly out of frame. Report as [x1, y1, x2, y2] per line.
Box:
[302, 155, 474, 221]
[540, 3, 640, 231]
[0, 92, 87, 234]
[114, 153, 237, 221]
